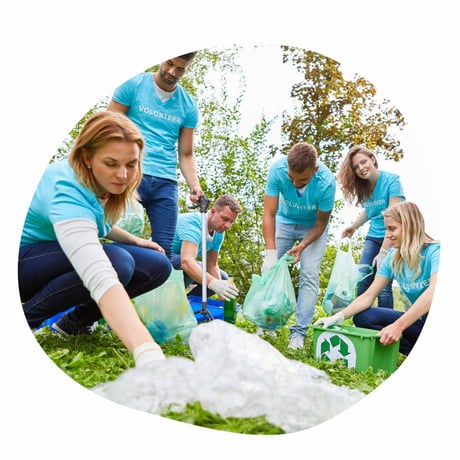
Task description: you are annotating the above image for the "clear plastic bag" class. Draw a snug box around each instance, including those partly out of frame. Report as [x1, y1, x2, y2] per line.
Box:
[322, 239, 373, 315]
[133, 269, 198, 343]
[242, 254, 296, 330]
[116, 199, 145, 236]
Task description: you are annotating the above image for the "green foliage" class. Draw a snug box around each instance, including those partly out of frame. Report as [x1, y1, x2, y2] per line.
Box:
[163, 402, 284, 435]
[35, 309, 403, 435]
[176, 46, 277, 295]
[34, 46, 408, 435]
[280, 46, 406, 172]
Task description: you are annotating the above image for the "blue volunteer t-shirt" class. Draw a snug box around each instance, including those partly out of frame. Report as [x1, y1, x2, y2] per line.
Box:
[172, 212, 224, 258]
[111, 72, 199, 181]
[265, 157, 336, 226]
[379, 242, 440, 304]
[20, 160, 112, 246]
[364, 171, 405, 237]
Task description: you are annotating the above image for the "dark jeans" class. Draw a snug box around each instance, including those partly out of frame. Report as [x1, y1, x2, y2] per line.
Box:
[354, 307, 427, 355]
[137, 174, 178, 261]
[18, 241, 171, 328]
[358, 236, 394, 309]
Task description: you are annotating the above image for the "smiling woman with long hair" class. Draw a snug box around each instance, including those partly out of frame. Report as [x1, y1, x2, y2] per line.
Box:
[315, 201, 440, 356]
[18, 111, 172, 367]
[338, 145, 405, 309]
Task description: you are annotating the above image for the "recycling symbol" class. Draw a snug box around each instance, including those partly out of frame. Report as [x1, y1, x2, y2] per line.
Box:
[315, 331, 357, 368]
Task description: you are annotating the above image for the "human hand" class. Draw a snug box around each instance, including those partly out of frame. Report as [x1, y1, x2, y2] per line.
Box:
[314, 312, 345, 328]
[286, 243, 305, 265]
[372, 248, 389, 273]
[134, 236, 165, 253]
[133, 342, 166, 369]
[261, 249, 278, 273]
[209, 279, 239, 300]
[189, 187, 204, 203]
[379, 323, 403, 346]
[341, 226, 355, 239]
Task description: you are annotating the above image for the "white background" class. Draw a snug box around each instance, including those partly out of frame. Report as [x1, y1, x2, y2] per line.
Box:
[2, 1, 457, 458]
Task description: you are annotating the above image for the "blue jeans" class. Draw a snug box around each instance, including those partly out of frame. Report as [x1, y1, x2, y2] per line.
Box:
[275, 222, 328, 337]
[358, 236, 394, 308]
[171, 254, 228, 297]
[137, 174, 178, 261]
[18, 241, 172, 328]
[353, 307, 427, 356]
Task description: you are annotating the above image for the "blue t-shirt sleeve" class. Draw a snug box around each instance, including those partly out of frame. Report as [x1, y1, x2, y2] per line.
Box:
[182, 95, 199, 129]
[428, 243, 440, 274]
[210, 232, 224, 253]
[265, 162, 281, 196]
[111, 73, 142, 107]
[377, 249, 394, 278]
[388, 174, 405, 199]
[49, 169, 111, 237]
[318, 179, 336, 212]
[178, 224, 201, 246]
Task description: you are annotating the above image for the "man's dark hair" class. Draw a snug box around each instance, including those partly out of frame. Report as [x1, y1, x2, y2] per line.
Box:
[287, 142, 318, 173]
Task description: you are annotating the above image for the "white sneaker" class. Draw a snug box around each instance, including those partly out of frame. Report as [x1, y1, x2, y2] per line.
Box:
[288, 334, 304, 350]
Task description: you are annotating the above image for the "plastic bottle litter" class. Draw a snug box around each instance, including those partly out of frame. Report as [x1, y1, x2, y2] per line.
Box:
[93, 320, 364, 433]
[223, 276, 237, 323]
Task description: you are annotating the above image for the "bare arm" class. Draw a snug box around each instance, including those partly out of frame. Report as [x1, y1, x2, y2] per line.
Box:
[379, 272, 437, 345]
[107, 225, 164, 253]
[340, 276, 390, 319]
[342, 209, 368, 238]
[98, 284, 155, 351]
[206, 249, 221, 280]
[53, 219, 161, 353]
[178, 127, 202, 200]
[262, 195, 279, 250]
[179, 240, 218, 286]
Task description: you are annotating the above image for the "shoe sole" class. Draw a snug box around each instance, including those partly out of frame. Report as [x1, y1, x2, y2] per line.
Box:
[51, 322, 70, 336]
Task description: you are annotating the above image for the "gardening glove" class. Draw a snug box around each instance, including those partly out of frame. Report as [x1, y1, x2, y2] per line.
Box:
[314, 312, 345, 328]
[209, 278, 239, 300]
[133, 342, 166, 369]
[261, 249, 278, 273]
[372, 248, 389, 273]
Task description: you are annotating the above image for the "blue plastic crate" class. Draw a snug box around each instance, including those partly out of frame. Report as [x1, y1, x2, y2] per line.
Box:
[35, 306, 76, 331]
[188, 295, 225, 323]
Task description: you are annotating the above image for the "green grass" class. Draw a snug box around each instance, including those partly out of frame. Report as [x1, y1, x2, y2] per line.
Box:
[34, 311, 405, 435]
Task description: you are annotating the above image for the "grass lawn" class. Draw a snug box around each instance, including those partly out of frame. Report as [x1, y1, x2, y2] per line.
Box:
[34, 310, 405, 435]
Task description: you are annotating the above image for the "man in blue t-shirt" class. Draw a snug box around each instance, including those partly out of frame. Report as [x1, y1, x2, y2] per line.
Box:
[262, 142, 336, 349]
[172, 195, 243, 300]
[107, 52, 203, 260]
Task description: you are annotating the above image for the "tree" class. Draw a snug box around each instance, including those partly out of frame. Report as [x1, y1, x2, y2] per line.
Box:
[180, 46, 277, 295]
[280, 47, 406, 173]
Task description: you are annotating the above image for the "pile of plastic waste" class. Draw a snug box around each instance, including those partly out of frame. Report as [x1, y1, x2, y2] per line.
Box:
[93, 320, 364, 433]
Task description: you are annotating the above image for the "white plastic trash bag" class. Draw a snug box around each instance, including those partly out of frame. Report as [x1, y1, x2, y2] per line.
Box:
[93, 320, 364, 433]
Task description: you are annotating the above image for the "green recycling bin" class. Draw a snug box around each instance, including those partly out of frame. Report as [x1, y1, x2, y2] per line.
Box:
[310, 324, 400, 374]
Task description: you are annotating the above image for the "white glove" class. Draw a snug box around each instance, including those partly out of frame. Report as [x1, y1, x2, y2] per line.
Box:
[261, 249, 278, 273]
[209, 279, 239, 300]
[133, 342, 165, 369]
[314, 312, 345, 328]
[372, 248, 389, 273]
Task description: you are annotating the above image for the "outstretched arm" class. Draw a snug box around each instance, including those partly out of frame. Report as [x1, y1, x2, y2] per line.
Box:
[379, 272, 437, 346]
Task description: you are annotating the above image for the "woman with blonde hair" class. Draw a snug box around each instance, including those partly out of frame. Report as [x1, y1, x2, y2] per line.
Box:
[315, 201, 439, 356]
[338, 145, 405, 309]
[18, 111, 172, 367]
